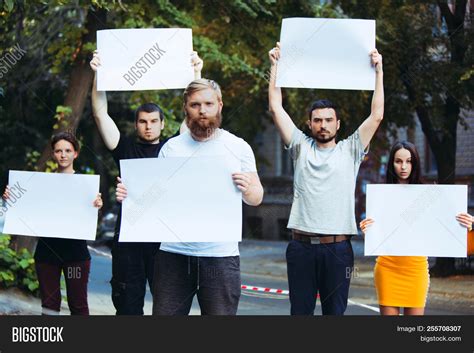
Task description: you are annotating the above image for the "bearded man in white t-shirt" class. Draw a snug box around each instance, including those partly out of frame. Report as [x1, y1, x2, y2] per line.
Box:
[116, 79, 264, 315]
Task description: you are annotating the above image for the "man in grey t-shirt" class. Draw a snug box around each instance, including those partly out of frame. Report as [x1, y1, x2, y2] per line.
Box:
[268, 42, 384, 315]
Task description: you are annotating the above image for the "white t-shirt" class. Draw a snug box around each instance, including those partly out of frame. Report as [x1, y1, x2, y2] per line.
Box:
[286, 127, 368, 235]
[158, 129, 257, 257]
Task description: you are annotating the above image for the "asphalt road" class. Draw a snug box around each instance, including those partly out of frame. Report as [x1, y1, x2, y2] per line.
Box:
[86, 243, 469, 316]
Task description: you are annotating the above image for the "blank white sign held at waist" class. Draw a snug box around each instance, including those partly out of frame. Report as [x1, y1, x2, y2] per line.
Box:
[119, 156, 242, 242]
[3, 171, 100, 240]
[364, 184, 467, 257]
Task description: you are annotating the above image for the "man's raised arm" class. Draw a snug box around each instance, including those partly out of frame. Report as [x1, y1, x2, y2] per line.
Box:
[268, 42, 296, 147]
[358, 49, 384, 149]
[90, 51, 120, 151]
[180, 51, 204, 134]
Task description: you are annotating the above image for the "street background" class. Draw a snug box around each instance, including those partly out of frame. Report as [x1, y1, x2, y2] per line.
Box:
[0, 237, 472, 315]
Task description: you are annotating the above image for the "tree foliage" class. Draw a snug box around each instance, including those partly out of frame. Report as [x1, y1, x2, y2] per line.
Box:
[1, 1, 472, 274]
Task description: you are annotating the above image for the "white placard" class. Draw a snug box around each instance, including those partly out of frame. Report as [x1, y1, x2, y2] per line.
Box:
[97, 28, 194, 91]
[364, 184, 467, 257]
[276, 18, 376, 90]
[119, 156, 242, 242]
[3, 171, 100, 240]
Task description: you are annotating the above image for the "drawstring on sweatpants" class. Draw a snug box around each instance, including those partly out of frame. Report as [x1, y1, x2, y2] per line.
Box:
[197, 257, 200, 290]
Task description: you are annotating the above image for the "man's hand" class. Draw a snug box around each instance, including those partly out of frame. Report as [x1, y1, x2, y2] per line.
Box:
[232, 172, 263, 206]
[90, 50, 101, 72]
[115, 177, 128, 203]
[191, 51, 203, 80]
[370, 49, 383, 73]
[2, 185, 10, 200]
[232, 172, 252, 194]
[93, 193, 103, 209]
[268, 42, 281, 66]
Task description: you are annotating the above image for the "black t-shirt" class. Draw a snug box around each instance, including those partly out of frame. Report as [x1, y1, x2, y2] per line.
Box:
[112, 134, 172, 172]
[34, 237, 91, 264]
[112, 133, 177, 240]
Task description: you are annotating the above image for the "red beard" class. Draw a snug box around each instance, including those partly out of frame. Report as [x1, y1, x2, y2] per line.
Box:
[187, 112, 222, 139]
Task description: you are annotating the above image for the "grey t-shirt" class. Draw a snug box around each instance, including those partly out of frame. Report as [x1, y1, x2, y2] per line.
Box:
[286, 127, 368, 235]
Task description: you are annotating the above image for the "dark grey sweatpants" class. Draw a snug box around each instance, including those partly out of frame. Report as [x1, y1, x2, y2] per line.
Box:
[152, 250, 241, 315]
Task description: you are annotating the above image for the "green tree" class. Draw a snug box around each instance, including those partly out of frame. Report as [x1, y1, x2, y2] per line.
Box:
[1, 1, 336, 254]
[334, 0, 473, 276]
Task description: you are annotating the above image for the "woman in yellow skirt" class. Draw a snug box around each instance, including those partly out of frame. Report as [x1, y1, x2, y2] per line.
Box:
[360, 142, 473, 315]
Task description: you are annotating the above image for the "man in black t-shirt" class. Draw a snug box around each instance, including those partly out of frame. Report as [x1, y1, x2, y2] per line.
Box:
[90, 51, 203, 315]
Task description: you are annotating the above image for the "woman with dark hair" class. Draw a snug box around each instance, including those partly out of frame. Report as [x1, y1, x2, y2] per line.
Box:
[360, 141, 473, 315]
[2, 132, 102, 315]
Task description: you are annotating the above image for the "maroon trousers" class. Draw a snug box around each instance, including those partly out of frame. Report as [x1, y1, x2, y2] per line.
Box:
[35, 260, 90, 315]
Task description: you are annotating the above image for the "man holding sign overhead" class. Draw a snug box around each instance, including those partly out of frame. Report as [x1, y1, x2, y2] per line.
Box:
[268, 24, 384, 315]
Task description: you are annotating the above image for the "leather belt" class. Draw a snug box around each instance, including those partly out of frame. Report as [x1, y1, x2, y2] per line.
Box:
[292, 230, 351, 244]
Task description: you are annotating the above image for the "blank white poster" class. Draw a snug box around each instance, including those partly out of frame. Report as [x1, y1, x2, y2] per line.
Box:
[3, 171, 100, 240]
[365, 184, 467, 257]
[97, 28, 194, 91]
[119, 156, 242, 242]
[276, 18, 376, 90]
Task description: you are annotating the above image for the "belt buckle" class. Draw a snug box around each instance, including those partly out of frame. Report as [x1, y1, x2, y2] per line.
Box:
[310, 237, 321, 245]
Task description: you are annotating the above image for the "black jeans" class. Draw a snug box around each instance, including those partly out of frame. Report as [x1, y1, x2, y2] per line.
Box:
[110, 240, 160, 315]
[286, 239, 354, 315]
[152, 250, 241, 315]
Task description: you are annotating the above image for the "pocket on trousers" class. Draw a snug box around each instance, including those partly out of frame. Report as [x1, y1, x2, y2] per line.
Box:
[335, 241, 354, 266]
[285, 241, 294, 261]
[228, 256, 240, 272]
[286, 240, 307, 261]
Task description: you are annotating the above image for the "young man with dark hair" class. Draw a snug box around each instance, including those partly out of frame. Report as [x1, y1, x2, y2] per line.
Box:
[89, 51, 203, 315]
[268, 42, 384, 315]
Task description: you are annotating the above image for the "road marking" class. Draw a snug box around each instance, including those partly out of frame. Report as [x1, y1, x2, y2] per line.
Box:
[348, 299, 380, 313]
[88, 245, 112, 259]
[242, 291, 289, 300]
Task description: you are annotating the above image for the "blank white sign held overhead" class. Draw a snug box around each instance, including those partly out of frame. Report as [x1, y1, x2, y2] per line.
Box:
[119, 156, 242, 242]
[276, 18, 376, 90]
[3, 171, 100, 240]
[97, 28, 194, 91]
[364, 184, 467, 257]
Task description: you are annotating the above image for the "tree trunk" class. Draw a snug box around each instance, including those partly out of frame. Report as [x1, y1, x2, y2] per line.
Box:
[430, 96, 459, 277]
[401, 1, 467, 276]
[429, 0, 467, 277]
[36, 7, 107, 170]
[12, 7, 107, 253]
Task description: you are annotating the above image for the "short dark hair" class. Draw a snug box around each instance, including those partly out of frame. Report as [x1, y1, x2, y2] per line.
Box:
[51, 131, 80, 152]
[308, 99, 339, 120]
[386, 141, 422, 184]
[134, 103, 164, 122]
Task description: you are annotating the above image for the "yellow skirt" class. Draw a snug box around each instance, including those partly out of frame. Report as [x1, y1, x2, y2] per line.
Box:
[468, 230, 474, 255]
[374, 256, 429, 308]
